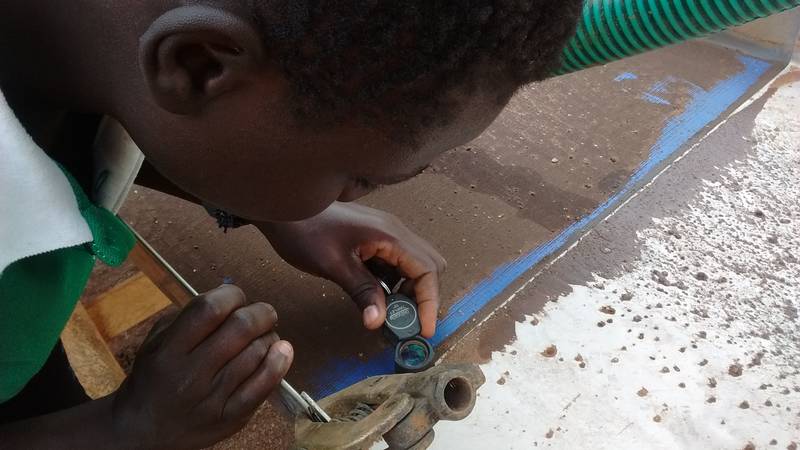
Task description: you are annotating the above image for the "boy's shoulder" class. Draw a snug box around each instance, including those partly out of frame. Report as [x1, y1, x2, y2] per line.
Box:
[0, 90, 93, 274]
[0, 90, 142, 274]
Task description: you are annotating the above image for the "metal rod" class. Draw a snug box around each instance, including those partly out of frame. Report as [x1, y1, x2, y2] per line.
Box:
[129, 226, 198, 297]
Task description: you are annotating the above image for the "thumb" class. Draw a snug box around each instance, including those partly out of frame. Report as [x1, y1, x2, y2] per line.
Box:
[140, 309, 179, 352]
[335, 258, 388, 330]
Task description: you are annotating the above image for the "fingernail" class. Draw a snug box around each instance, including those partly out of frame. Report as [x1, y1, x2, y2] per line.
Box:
[274, 341, 293, 369]
[363, 305, 380, 327]
[276, 341, 292, 357]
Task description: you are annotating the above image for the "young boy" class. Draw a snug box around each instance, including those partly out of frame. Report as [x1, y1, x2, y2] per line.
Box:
[0, 1, 582, 448]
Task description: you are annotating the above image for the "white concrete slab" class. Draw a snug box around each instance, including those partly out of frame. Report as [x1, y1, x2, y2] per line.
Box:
[433, 67, 799, 450]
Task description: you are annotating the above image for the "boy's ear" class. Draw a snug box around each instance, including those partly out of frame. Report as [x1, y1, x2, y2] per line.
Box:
[139, 5, 265, 115]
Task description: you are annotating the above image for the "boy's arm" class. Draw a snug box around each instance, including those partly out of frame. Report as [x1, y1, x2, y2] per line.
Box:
[1, 285, 292, 450]
[0, 395, 122, 449]
[135, 163, 446, 337]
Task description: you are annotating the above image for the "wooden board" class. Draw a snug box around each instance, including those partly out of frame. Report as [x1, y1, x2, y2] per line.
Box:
[85, 272, 172, 340]
[61, 303, 126, 399]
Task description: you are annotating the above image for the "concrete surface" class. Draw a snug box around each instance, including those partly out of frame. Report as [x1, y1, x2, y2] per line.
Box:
[433, 67, 800, 449]
[77, 36, 793, 448]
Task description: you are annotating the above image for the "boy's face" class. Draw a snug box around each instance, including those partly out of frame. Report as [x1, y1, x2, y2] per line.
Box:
[120, 69, 511, 222]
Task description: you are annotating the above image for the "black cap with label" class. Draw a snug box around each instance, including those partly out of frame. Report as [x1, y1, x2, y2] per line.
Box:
[384, 294, 422, 342]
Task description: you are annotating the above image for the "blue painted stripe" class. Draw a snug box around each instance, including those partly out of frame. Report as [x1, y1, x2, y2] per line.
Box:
[312, 54, 771, 398]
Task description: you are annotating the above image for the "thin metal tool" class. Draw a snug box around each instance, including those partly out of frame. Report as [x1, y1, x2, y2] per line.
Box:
[131, 228, 330, 423]
[301, 391, 332, 422]
[282, 380, 331, 423]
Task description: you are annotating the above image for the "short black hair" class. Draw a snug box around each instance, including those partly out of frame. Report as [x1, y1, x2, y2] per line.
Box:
[250, 1, 583, 131]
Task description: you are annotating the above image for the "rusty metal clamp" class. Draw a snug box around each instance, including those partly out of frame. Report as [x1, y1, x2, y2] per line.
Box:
[294, 363, 485, 450]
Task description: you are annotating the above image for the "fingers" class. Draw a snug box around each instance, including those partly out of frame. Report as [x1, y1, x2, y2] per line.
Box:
[206, 332, 280, 403]
[222, 340, 293, 421]
[411, 272, 440, 338]
[191, 301, 279, 376]
[328, 253, 388, 330]
[162, 284, 248, 353]
[359, 241, 443, 338]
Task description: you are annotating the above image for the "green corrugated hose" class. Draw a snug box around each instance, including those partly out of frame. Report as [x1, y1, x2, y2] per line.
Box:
[555, 0, 800, 75]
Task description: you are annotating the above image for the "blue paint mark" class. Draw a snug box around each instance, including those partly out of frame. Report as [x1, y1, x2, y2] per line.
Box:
[641, 92, 672, 105]
[640, 76, 708, 106]
[614, 72, 639, 82]
[640, 77, 676, 105]
[311, 55, 771, 398]
[648, 77, 674, 94]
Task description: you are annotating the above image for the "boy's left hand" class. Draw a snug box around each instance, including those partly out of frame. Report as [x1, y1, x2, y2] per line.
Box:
[257, 202, 446, 338]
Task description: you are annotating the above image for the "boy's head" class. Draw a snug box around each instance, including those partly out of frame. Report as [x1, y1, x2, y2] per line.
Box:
[109, 0, 582, 221]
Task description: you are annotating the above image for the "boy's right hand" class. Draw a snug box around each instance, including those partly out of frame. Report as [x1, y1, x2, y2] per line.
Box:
[110, 285, 293, 450]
